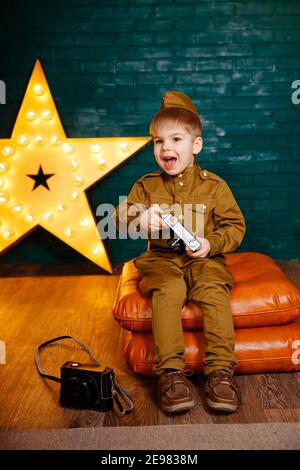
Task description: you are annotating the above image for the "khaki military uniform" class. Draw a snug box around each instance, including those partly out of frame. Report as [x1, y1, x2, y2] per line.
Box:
[116, 163, 246, 376]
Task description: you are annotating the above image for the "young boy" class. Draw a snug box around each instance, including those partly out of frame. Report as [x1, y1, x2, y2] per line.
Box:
[115, 91, 246, 414]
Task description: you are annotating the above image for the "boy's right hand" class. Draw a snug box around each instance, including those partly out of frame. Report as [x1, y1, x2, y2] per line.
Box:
[139, 204, 168, 233]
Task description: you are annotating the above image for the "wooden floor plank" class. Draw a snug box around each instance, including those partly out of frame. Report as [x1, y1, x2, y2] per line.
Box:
[0, 262, 299, 430]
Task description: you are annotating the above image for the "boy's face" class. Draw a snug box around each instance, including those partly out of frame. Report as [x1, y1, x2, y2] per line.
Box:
[153, 123, 202, 176]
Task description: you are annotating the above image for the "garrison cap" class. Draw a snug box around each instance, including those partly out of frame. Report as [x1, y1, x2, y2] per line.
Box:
[160, 90, 200, 121]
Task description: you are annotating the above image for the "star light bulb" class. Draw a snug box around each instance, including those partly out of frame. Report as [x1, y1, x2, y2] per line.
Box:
[1, 146, 15, 157]
[26, 111, 36, 121]
[0, 162, 9, 173]
[33, 84, 44, 95]
[63, 143, 74, 154]
[91, 144, 101, 153]
[0, 192, 9, 204]
[17, 135, 29, 146]
[40, 108, 53, 120]
[49, 135, 60, 146]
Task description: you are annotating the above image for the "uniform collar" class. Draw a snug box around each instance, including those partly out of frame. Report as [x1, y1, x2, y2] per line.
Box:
[162, 162, 205, 180]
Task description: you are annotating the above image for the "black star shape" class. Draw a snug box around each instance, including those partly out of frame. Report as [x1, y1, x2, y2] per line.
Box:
[27, 165, 55, 191]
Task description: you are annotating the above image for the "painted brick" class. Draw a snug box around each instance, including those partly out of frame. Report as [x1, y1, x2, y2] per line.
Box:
[196, 84, 233, 96]
[74, 61, 115, 74]
[216, 45, 253, 57]
[176, 73, 214, 84]
[254, 16, 294, 29]
[174, 46, 215, 58]
[75, 34, 114, 46]
[216, 17, 255, 31]
[114, 6, 153, 18]
[195, 32, 234, 44]
[254, 43, 295, 56]
[196, 4, 234, 16]
[94, 19, 135, 32]
[155, 5, 195, 17]
[235, 31, 273, 43]
[195, 60, 233, 71]
[115, 33, 153, 46]
[155, 32, 195, 45]
[273, 84, 296, 97]
[136, 73, 175, 85]
[136, 47, 173, 58]
[134, 19, 173, 31]
[73, 7, 113, 18]
[98, 74, 134, 86]
[116, 86, 155, 98]
[94, 47, 135, 59]
[275, 30, 300, 42]
[55, 47, 94, 60]
[235, 3, 274, 15]
[276, 57, 300, 69]
[275, 2, 300, 15]
[236, 58, 274, 71]
[235, 84, 272, 96]
[117, 61, 153, 72]
[253, 71, 294, 83]
[155, 60, 193, 72]
[175, 18, 215, 31]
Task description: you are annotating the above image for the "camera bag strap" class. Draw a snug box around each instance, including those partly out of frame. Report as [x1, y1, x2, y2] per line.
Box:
[35, 335, 134, 414]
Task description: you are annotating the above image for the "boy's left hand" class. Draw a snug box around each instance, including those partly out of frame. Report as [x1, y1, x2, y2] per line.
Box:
[185, 237, 211, 258]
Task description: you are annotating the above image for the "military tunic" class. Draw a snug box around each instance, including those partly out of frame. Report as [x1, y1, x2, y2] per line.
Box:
[115, 163, 246, 376]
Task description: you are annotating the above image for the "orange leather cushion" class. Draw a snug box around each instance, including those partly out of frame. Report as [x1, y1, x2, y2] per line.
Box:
[113, 252, 300, 331]
[122, 321, 300, 376]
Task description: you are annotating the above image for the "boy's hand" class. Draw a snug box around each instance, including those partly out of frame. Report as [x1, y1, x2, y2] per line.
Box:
[185, 237, 211, 258]
[139, 204, 168, 233]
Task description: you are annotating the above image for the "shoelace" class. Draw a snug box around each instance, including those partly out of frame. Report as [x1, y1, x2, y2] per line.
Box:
[210, 370, 239, 395]
[161, 369, 193, 393]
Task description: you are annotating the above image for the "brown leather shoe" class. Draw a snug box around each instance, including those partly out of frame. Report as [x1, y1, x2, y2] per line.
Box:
[205, 370, 239, 413]
[159, 370, 195, 414]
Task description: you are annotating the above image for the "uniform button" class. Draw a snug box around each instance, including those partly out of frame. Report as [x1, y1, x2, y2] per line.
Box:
[179, 181, 184, 186]
[203, 170, 207, 177]
[178, 173, 183, 178]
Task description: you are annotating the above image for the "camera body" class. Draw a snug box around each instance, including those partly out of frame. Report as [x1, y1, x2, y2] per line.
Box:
[162, 213, 202, 254]
[167, 231, 187, 254]
[60, 361, 114, 411]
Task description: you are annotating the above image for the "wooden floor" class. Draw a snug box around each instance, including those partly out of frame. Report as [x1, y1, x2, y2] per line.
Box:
[0, 260, 300, 430]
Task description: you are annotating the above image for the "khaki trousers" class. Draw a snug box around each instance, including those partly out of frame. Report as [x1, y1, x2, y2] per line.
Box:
[134, 251, 237, 376]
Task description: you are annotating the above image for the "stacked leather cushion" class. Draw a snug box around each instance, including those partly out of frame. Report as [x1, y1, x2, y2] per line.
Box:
[113, 252, 300, 376]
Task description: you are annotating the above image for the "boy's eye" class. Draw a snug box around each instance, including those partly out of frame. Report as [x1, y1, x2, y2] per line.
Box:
[174, 137, 181, 142]
[154, 139, 162, 144]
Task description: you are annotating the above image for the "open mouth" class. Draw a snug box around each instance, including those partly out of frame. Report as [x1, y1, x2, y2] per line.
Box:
[162, 156, 177, 170]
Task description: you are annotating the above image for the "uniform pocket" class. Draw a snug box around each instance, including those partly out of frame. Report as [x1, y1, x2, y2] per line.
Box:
[179, 196, 216, 238]
[145, 195, 173, 211]
[180, 196, 216, 214]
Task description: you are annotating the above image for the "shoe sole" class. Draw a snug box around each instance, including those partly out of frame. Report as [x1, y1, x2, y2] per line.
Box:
[206, 398, 238, 413]
[162, 399, 195, 414]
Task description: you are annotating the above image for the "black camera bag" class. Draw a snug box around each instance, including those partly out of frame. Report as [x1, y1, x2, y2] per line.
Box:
[35, 335, 133, 414]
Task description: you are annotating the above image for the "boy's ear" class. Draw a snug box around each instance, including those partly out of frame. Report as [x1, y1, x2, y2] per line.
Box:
[193, 136, 203, 155]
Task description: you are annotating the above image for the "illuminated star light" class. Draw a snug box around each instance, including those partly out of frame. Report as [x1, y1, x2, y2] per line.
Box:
[0, 60, 151, 272]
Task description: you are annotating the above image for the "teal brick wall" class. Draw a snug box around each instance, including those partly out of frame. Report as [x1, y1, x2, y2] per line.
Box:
[0, 0, 300, 266]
